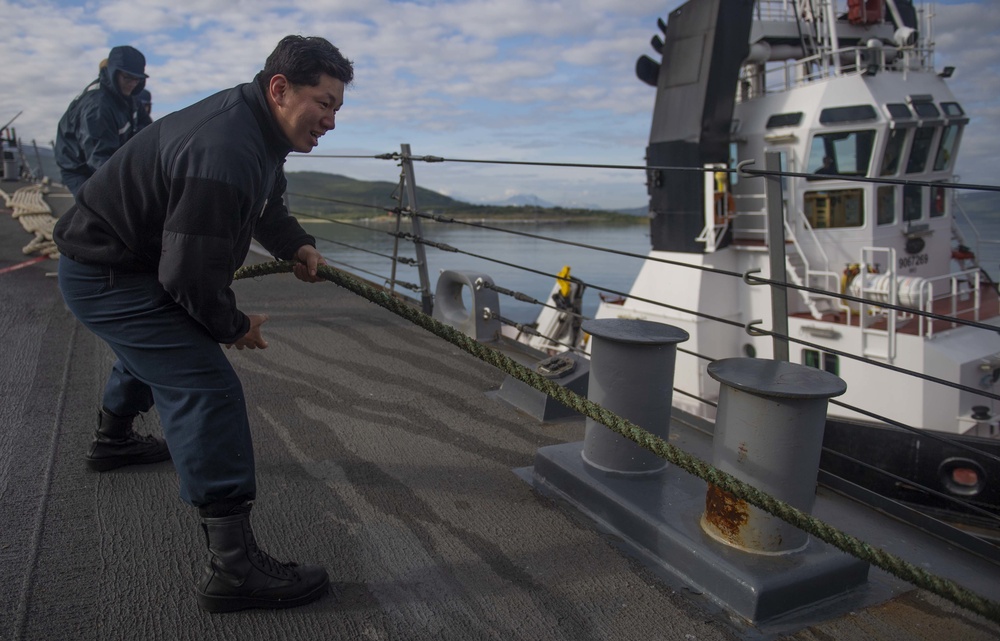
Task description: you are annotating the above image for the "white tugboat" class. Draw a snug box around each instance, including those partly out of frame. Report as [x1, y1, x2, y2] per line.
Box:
[587, 0, 1000, 444]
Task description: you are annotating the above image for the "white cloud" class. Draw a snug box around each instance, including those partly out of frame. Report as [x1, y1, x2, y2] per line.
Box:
[0, 0, 672, 205]
[931, 2, 1000, 186]
[2, 0, 997, 208]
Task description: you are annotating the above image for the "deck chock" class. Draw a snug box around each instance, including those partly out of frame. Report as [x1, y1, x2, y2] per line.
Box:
[518, 321, 869, 624]
[496, 352, 590, 422]
[432, 270, 501, 342]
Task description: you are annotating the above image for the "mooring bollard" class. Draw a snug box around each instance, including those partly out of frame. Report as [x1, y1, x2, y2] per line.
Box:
[581, 318, 689, 474]
[701, 357, 847, 554]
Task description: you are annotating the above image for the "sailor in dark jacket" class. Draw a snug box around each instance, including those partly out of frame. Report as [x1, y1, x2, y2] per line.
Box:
[134, 88, 153, 132]
[53, 35, 353, 613]
[54, 45, 148, 196]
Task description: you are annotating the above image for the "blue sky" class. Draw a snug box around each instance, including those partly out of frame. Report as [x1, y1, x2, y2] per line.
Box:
[1, 0, 996, 208]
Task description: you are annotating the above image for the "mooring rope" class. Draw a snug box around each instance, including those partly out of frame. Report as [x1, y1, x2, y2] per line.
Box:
[235, 260, 1000, 624]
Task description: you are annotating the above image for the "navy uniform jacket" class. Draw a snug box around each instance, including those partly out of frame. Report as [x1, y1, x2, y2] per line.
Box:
[53, 75, 316, 344]
[54, 65, 145, 183]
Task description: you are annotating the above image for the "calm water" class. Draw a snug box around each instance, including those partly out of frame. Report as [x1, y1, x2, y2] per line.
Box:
[302, 219, 650, 324]
[303, 210, 999, 326]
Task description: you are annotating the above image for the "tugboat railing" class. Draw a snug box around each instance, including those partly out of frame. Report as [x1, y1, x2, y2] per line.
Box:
[919, 268, 982, 338]
[729, 196, 767, 242]
[741, 44, 936, 101]
[782, 214, 841, 319]
[860, 246, 899, 362]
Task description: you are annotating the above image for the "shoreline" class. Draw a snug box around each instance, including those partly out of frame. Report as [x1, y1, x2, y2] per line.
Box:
[295, 213, 647, 226]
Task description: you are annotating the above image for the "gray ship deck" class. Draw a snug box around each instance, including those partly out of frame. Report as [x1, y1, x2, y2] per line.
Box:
[2, 181, 999, 641]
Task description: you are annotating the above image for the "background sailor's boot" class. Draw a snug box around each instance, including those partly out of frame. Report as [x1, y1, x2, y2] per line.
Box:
[85, 407, 171, 472]
[196, 502, 329, 613]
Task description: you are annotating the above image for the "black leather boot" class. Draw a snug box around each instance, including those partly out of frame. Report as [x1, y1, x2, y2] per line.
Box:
[85, 408, 171, 472]
[196, 504, 329, 613]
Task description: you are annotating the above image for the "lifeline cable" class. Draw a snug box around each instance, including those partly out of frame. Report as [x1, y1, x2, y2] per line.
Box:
[235, 260, 1000, 624]
[290, 194, 1000, 335]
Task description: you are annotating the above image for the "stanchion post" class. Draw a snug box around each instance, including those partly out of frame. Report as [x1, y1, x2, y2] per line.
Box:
[399, 143, 433, 315]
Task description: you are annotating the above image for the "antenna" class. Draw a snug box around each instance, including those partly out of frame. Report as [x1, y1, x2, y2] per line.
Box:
[1, 111, 23, 133]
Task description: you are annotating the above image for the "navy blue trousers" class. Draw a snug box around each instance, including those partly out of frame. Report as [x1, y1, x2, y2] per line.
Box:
[58, 256, 255, 507]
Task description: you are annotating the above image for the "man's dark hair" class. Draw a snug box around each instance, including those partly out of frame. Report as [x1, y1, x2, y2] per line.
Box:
[261, 35, 354, 89]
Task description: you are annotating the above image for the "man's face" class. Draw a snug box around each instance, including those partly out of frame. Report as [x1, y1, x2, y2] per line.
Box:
[115, 71, 142, 97]
[269, 73, 345, 153]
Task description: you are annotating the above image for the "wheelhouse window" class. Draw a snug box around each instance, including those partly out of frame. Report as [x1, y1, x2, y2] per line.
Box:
[804, 189, 865, 229]
[766, 112, 803, 128]
[885, 103, 913, 120]
[819, 105, 878, 124]
[807, 130, 876, 178]
[903, 184, 924, 221]
[906, 126, 936, 173]
[877, 186, 896, 225]
[933, 124, 961, 171]
[931, 184, 947, 218]
[941, 102, 965, 117]
[880, 128, 907, 176]
[912, 102, 940, 119]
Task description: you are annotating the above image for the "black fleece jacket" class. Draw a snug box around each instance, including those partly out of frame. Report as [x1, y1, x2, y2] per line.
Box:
[54, 75, 316, 344]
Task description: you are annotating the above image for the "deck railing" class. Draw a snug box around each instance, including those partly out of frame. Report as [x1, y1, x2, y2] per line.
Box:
[738, 44, 936, 102]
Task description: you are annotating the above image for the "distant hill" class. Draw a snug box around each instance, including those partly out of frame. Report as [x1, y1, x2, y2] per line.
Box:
[482, 194, 555, 208]
[467, 193, 647, 214]
[612, 205, 648, 217]
[285, 171, 464, 217]
[287, 171, 993, 221]
[284, 171, 643, 223]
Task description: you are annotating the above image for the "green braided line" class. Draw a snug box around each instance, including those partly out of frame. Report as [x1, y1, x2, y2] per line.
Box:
[235, 260, 1000, 624]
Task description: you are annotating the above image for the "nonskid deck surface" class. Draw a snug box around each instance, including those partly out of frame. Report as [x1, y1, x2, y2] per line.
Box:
[1, 187, 999, 640]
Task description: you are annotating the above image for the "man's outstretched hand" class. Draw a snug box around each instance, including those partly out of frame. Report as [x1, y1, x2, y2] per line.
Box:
[227, 314, 269, 350]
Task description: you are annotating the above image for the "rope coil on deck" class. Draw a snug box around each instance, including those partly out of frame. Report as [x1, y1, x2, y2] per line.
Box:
[235, 260, 1000, 625]
[0, 184, 59, 258]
